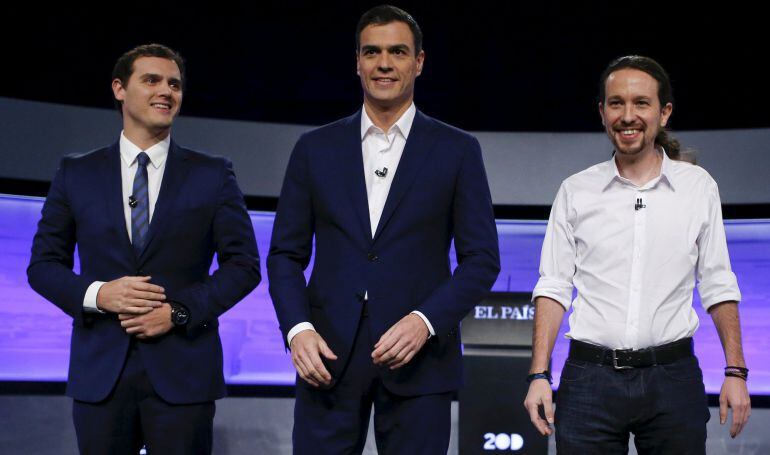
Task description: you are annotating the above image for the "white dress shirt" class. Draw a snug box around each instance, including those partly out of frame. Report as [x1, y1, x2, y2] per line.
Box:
[287, 104, 436, 345]
[82, 132, 170, 311]
[532, 151, 741, 349]
[361, 103, 414, 237]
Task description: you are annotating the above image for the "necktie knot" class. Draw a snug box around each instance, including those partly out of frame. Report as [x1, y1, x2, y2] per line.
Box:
[136, 152, 150, 168]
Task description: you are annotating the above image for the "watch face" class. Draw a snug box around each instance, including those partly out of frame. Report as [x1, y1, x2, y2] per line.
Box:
[172, 305, 189, 326]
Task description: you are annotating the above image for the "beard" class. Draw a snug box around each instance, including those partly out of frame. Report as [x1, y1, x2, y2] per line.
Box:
[609, 125, 658, 157]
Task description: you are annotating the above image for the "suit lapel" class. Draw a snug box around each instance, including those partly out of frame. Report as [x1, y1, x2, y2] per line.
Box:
[372, 111, 437, 242]
[99, 142, 134, 255]
[340, 111, 373, 243]
[137, 141, 190, 262]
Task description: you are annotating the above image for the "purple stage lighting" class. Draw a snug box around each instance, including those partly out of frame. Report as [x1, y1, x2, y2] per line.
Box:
[0, 195, 768, 394]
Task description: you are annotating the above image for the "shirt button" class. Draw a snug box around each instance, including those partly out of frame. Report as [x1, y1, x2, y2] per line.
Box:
[367, 253, 378, 262]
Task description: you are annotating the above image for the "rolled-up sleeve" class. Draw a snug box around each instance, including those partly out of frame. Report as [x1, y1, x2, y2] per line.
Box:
[696, 182, 741, 310]
[532, 183, 576, 310]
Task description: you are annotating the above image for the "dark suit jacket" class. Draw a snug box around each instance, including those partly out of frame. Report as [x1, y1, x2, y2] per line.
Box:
[268, 110, 500, 396]
[28, 141, 260, 404]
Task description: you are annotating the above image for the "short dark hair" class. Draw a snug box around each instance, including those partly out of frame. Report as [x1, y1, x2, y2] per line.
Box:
[111, 43, 185, 113]
[356, 5, 423, 55]
[599, 55, 687, 161]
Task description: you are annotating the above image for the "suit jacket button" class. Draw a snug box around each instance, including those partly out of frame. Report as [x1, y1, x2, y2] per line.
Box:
[137, 270, 146, 276]
[367, 253, 378, 262]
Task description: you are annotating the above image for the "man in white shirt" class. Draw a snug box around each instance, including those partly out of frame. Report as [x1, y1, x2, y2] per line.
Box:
[524, 55, 751, 453]
[268, 5, 500, 453]
[28, 44, 260, 454]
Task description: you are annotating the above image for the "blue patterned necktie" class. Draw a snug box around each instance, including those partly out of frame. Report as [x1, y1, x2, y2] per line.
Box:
[131, 152, 150, 256]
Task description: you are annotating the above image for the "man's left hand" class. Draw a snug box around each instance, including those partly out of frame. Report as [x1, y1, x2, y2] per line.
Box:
[719, 376, 751, 438]
[372, 314, 429, 369]
[119, 303, 174, 339]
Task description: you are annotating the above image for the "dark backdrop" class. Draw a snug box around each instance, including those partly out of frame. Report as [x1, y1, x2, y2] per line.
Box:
[2, 2, 767, 132]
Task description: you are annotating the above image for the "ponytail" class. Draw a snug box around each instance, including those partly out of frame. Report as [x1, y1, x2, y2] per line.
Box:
[656, 129, 696, 164]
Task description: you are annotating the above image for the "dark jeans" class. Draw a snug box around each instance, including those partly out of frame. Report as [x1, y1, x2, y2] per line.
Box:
[555, 355, 709, 454]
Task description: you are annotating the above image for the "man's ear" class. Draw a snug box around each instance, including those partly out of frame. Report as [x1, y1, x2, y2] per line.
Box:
[112, 78, 126, 103]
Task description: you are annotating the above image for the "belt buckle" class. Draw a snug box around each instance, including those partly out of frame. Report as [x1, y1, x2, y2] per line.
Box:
[612, 349, 633, 370]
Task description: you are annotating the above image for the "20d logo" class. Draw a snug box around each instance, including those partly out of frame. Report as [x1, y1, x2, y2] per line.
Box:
[483, 433, 524, 451]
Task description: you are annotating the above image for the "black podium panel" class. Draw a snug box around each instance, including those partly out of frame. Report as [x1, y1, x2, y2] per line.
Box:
[461, 292, 536, 348]
[459, 292, 548, 454]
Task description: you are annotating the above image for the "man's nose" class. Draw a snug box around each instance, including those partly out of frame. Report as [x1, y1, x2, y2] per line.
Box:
[157, 80, 173, 96]
[621, 105, 635, 123]
[377, 53, 393, 71]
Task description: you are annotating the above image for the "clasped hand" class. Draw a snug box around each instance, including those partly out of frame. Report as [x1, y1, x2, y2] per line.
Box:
[96, 276, 173, 339]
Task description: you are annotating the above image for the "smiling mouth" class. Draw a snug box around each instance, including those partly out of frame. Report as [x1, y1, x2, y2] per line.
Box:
[614, 128, 643, 140]
[151, 102, 172, 111]
[373, 78, 398, 84]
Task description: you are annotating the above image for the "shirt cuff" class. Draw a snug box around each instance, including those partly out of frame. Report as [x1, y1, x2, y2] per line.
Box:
[287, 322, 316, 346]
[532, 277, 574, 311]
[698, 270, 741, 310]
[83, 281, 106, 313]
[410, 311, 435, 337]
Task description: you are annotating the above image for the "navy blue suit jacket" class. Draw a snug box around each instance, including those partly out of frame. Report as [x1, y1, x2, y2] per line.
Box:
[28, 141, 260, 404]
[268, 110, 500, 396]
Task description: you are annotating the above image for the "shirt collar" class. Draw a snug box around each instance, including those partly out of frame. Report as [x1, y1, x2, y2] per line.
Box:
[360, 103, 417, 141]
[658, 148, 677, 190]
[603, 153, 623, 191]
[603, 147, 676, 191]
[119, 131, 170, 169]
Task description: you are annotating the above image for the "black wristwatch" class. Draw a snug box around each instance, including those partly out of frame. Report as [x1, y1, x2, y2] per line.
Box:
[169, 302, 190, 327]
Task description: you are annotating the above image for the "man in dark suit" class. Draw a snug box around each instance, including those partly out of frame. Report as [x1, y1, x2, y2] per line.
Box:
[27, 44, 260, 454]
[268, 6, 500, 453]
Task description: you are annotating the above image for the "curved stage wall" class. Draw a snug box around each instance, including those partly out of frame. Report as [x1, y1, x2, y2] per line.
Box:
[1, 194, 768, 394]
[2, 97, 770, 206]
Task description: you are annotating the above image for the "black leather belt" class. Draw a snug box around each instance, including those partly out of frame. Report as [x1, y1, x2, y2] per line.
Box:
[568, 338, 694, 370]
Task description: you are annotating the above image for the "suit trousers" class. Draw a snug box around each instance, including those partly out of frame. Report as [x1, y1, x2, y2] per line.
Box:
[555, 355, 709, 454]
[72, 340, 215, 455]
[293, 312, 452, 455]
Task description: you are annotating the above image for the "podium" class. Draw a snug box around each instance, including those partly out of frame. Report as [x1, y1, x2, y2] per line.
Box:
[458, 292, 549, 454]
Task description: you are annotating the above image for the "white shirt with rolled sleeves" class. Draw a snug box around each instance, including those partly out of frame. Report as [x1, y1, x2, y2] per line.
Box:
[286, 103, 435, 345]
[82, 132, 169, 312]
[532, 151, 741, 350]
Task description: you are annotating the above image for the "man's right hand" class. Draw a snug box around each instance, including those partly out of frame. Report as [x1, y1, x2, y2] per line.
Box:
[290, 330, 338, 388]
[523, 379, 555, 436]
[96, 276, 166, 314]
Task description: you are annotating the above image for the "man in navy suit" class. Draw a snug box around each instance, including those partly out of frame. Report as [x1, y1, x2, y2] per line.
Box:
[27, 44, 260, 454]
[268, 5, 500, 453]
